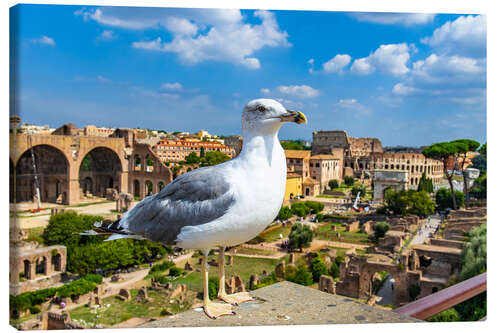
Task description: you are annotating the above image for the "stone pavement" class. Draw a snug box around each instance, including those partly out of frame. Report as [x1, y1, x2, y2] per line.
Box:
[139, 281, 419, 328]
[410, 215, 441, 246]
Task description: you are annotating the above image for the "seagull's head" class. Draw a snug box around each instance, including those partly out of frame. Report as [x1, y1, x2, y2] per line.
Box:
[242, 99, 307, 135]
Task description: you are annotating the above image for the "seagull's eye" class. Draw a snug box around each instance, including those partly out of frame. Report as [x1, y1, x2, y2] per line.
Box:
[256, 105, 266, 113]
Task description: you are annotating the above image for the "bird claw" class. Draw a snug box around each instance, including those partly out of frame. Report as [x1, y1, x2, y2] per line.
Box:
[218, 292, 254, 306]
[203, 301, 235, 319]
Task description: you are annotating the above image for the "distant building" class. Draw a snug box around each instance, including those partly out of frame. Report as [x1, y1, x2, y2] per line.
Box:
[310, 154, 342, 192]
[224, 135, 243, 156]
[153, 139, 234, 162]
[284, 172, 303, 200]
[83, 125, 115, 137]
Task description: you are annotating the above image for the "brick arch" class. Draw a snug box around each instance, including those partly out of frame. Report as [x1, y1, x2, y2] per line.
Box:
[77, 145, 126, 175]
[14, 144, 70, 204]
[78, 146, 124, 198]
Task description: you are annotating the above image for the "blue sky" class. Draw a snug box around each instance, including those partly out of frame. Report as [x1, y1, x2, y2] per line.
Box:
[10, 4, 486, 146]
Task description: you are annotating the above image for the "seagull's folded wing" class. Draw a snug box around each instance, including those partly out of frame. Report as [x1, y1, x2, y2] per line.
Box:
[120, 166, 236, 245]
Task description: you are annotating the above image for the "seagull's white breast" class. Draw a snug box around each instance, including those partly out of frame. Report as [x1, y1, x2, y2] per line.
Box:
[175, 134, 286, 249]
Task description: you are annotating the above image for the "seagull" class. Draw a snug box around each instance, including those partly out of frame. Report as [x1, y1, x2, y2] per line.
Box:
[87, 99, 307, 319]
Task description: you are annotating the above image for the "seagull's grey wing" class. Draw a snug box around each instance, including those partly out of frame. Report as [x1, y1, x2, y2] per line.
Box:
[121, 166, 235, 245]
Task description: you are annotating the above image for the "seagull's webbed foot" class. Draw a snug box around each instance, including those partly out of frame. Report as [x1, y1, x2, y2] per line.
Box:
[218, 292, 254, 306]
[204, 300, 236, 319]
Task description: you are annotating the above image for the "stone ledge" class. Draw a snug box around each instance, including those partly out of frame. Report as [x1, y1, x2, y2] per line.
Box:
[140, 281, 420, 328]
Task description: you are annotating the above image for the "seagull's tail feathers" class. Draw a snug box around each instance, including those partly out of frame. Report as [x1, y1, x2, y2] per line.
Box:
[75, 219, 145, 241]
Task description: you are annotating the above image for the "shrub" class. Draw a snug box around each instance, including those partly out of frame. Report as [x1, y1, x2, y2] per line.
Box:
[351, 185, 366, 197]
[287, 265, 313, 286]
[329, 179, 339, 189]
[374, 222, 390, 240]
[208, 277, 219, 300]
[252, 272, 278, 290]
[311, 256, 328, 282]
[329, 261, 339, 279]
[277, 206, 293, 220]
[426, 308, 460, 322]
[160, 309, 170, 316]
[335, 255, 344, 266]
[168, 267, 183, 277]
[304, 201, 324, 214]
[29, 306, 41, 314]
[408, 284, 421, 301]
[288, 223, 313, 251]
[436, 188, 464, 210]
[343, 176, 355, 186]
[150, 261, 175, 273]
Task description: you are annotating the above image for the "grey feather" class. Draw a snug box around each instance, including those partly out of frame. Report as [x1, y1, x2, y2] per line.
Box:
[120, 166, 235, 245]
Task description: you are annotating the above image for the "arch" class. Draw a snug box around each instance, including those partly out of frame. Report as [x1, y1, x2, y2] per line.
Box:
[23, 260, 32, 280]
[9, 158, 14, 202]
[145, 180, 153, 196]
[36, 256, 47, 275]
[133, 179, 140, 198]
[158, 181, 165, 192]
[14, 144, 69, 204]
[79, 147, 122, 198]
[52, 253, 62, 271]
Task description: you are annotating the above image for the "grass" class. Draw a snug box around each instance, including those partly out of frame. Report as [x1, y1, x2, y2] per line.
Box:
[70, 288, 195, 327]
[314, 223, 374, 245]
[233, 247, 277, 257]
[172, 255, 285, 293]
[25, 226, 45, 244]
[259, 225, 292, 243]
[317, 194, 345, 199]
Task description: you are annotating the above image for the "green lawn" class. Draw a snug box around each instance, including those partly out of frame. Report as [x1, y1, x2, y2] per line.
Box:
[314, 223, 373, 245]
[259, 225, 292, 242]
[174, 255, 285, 293]
[70, 288, 195, 327]
[24, 226, 45, 244]
[233, 247, 277, 257]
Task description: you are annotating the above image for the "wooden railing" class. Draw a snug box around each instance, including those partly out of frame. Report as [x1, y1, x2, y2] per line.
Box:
[393, 272, 486, 320]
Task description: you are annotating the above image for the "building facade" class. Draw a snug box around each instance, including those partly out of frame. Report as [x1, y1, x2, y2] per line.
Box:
[152, 139, 234, 162]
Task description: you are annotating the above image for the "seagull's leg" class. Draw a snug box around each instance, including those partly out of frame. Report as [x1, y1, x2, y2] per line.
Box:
[217, 246, 254, 305]
[202, 249, 234, 319]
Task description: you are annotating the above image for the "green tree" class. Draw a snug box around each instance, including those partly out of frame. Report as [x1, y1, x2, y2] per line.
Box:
[478, 142, 486, 157]
[329, 261, 339, 279]
[384, 189, 435, 217]
[435, 188, 464, 211]
[471, 154, 486, 175]
[451, 139, 480, 206]
[200, 151, 230, 167]
[199, 146, 206, 158]
[417, 172, 433, 193]
[288, 223, 313, 252]
[277, 206, 293, 220]
[470, 173, 486, 199]
[351, 184, 366, 197]
[280, 140, 311, 150]
[304, 201, 324, 214]
[290, 202, 308, 217]
[185, 152, 200, 164]
[310, 255, 328, 282]
[287, 265, 313, 286]
[343, 176, 355, 186]
[422, 142, 460, 209]
[374, 222, 390, 240]
[328, 179, 339, 189]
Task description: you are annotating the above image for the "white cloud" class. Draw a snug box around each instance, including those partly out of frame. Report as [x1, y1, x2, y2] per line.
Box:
[421, 15, 486, 58]
[260, 88, 271, 95]
[97, 30, 117, 41]
[278, 85, 319, 98]
[30, 35, 55, 46]
[350, 13, 436, 26]
[392, 53, 486, 107]
[334, 98, 371, 115]
[322, 54, 351, 74]
[77, 7, 290, 69]
[350, 43, 411, 76]
[276, 98, 303, 110]
[159, 82, 183, 91]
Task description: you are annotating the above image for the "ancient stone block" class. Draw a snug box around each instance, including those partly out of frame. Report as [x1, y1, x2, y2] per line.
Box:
[289, 253, 295, 263]
[106, 188, 119, 201]
[274, 261, 286, 279]
[225, 275, 245, 294]
[318, 275, 336, 294]
[184, 262, 193, 271]
[117, 289, 131, 301]
[111, 274, 121, 282]
[170, 284, 187, 299]
[226, 255, 234, 266]
[135, 286, 151, 303]
[249, 274, 260, 289]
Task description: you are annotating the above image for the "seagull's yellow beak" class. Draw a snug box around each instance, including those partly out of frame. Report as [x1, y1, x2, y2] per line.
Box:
[280, 110, 308, 124]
